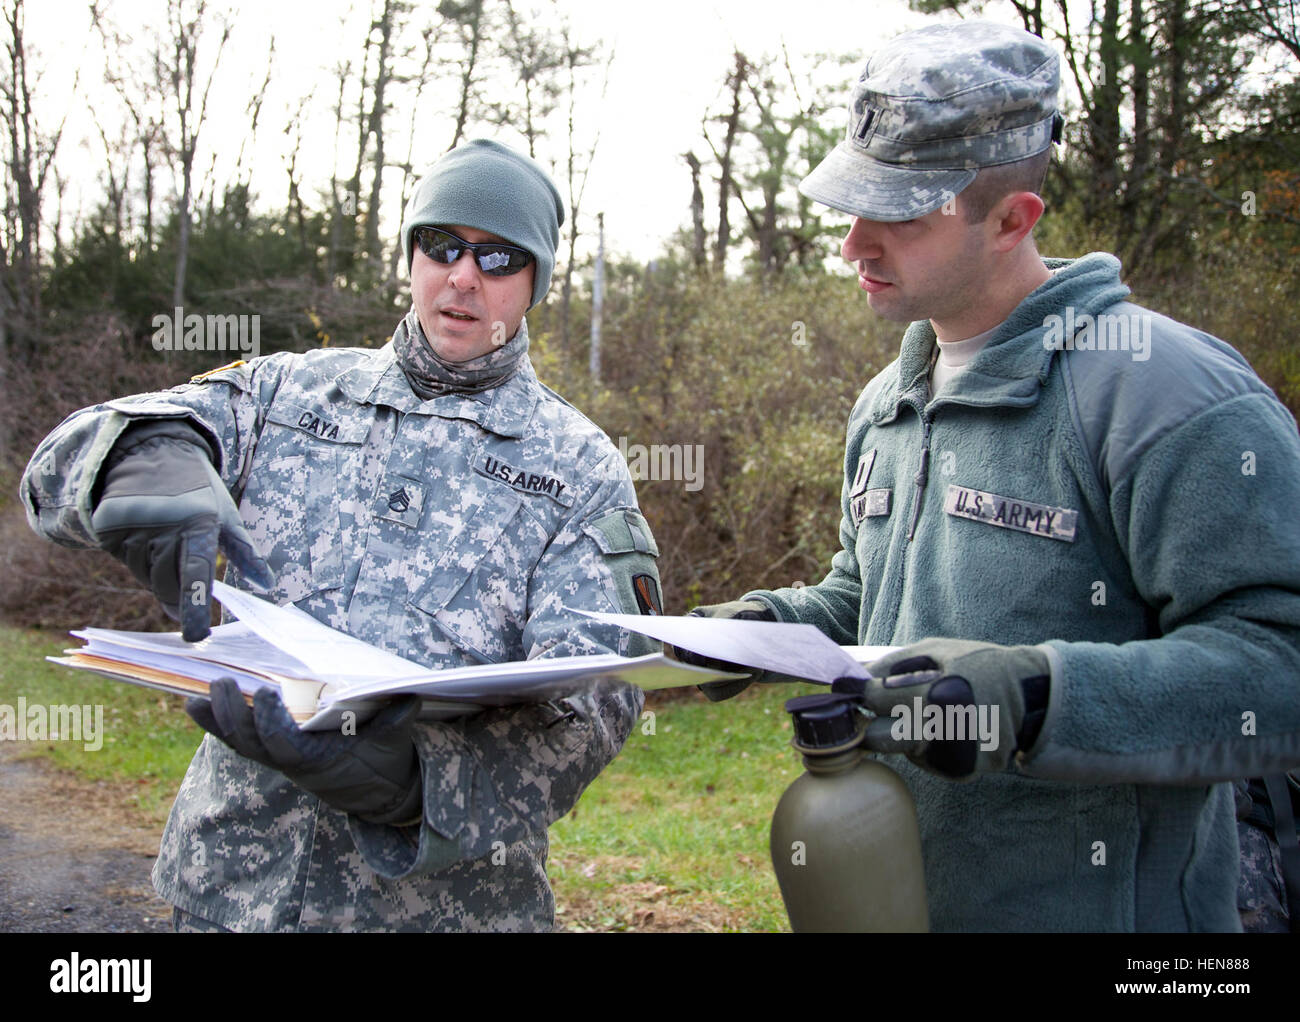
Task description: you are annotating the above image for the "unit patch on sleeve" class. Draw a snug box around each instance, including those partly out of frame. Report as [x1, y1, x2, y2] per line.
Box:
[944, 484, 1078, 542]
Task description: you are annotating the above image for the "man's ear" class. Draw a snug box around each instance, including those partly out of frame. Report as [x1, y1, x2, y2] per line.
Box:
[989, 191, 1045, 253]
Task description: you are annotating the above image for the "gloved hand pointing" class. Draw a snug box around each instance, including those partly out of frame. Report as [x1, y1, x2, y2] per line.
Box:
[91, 420, 274, 642]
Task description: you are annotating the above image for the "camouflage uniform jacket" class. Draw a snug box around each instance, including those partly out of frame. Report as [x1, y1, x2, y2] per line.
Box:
[20, 333, 661, 932]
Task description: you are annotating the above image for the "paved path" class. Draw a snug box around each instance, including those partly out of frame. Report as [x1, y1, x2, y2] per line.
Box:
[0, 745, 172, 932]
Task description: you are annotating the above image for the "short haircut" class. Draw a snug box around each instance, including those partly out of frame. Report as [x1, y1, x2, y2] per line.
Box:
[957, 148, 1052, 223]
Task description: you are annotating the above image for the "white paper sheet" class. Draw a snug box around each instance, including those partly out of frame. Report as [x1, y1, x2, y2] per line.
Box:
[575, 610, 901, 684]
[842, 646, 905, 669]
[213, 580, 429, 687]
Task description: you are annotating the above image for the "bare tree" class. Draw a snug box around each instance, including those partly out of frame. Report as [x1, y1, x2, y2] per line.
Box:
[346, 8, 373, 260]
[91, 3, 164, 250]
[327, 54, 353, 287]
[231, 36, 275, 194]
[86, 98, 128, 242]
[740, 59, 792, 277]
[556, 29, 607, 350]
[442, 0, 487, 150]
[361, 0, 410, 263]
[490, 1, 567, 157]
[283, 96, 312, 272]
[684, 151, 707, 271]
[1240, 0, 1300, 61]
[390, 20, 444, 284]
[692, 46, 844, 276]
[1, 0, 77, 360]
[153, 0, 231, 312]
[709, 51, 748, 274]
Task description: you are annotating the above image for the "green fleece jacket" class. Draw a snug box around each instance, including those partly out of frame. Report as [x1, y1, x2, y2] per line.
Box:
[747, 252, 1300, 932]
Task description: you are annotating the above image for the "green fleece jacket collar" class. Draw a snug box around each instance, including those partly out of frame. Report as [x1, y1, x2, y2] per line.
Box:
[871, 252, 1131, 423]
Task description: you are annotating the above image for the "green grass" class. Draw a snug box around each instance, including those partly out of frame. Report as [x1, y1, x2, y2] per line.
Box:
[548, 682, 823, 931]
[0, 624, 818, 930]
[0, 626, 199, 819]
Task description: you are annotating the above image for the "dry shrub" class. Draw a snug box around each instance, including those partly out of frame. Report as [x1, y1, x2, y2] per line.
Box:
[1, 312, 186, 630]
[1136, 236, 1300, 419]
[532, 270, 898, 611]
[0, 508, 167, 631]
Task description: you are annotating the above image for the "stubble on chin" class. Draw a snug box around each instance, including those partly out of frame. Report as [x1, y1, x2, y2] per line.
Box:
[864, 289, 921, 325]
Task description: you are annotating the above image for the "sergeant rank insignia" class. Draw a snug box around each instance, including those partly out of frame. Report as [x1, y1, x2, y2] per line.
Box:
[387, 487, 411, 513]
[377, 477, 425, 527]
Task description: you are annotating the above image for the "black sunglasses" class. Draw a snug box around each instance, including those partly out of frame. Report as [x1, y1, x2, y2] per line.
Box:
[413, 226, 534, 277]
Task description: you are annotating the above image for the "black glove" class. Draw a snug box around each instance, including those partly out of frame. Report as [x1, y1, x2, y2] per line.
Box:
[90, 420, 275, 641]
[673, 599, 776, 702]
[846, 638, 1051, 779]
[187, 679, 424, 825]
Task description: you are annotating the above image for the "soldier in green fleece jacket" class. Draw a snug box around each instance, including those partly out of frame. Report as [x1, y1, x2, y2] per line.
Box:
[679, 21, 1300, 931]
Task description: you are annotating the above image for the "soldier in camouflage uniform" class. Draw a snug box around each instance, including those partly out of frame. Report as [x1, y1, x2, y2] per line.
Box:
[20, 139, 662, 932]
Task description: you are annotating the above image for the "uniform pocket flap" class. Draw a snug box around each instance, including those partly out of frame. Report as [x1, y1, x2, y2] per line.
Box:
[406, 488, 526, 666]
[409, 489, 524, 614]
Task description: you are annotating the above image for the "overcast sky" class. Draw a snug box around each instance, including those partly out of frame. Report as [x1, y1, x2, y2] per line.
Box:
[24, 0, 1007, 264]
[19, 1, 1294, 268]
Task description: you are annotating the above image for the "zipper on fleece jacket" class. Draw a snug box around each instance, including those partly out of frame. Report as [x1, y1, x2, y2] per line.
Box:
[882, 396, 933, 640]
[907, 407, 934, 542]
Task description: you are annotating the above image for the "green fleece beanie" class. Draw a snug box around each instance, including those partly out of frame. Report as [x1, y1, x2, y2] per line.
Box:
[401, 139, 564, 309]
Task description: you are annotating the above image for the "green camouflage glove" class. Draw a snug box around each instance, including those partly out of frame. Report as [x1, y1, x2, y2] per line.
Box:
[674, 599, 776, 702]
[849, 638, 1051, 779]
[91, 420, 275, 642]
[187, 679, 424, 825]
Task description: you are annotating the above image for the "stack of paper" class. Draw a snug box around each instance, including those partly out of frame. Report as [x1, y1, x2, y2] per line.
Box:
[51, 583, 899, 730]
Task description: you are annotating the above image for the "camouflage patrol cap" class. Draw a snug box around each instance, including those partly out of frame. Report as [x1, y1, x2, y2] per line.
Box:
[800, 21, 1061, 222]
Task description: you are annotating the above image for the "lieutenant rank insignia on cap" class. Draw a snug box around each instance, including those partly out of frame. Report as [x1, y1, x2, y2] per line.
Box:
[944, 484, 1077, 542]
